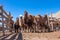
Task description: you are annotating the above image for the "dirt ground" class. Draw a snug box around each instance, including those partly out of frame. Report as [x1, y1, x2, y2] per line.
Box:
[0, 31, 60, 40]
[22, 31, 60, 40]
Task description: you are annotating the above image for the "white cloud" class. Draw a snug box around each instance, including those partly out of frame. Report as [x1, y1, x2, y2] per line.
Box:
[19, 14, 24, 18]
[19, 14, 23, 17]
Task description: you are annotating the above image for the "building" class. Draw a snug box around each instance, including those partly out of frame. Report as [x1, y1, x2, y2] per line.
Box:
[48, 12, 60, 31]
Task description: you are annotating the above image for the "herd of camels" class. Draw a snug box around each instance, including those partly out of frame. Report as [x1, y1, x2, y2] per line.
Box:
[0, 5, 59, 33]
[14, 11, 50, 33]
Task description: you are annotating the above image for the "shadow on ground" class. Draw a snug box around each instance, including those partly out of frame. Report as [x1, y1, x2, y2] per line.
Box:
[18, 32, 23, 40]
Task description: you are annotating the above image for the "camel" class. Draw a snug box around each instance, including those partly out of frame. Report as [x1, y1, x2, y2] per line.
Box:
[35, 14, 43, 32]
[19, 16, 26, 32]
[34, 14, 49, 32]
[19, 11, 50, 33]
[23, 11, 29, 32]
[27, 14, 34, 32]
[14, 17, 20, 33]
[42, 14, 49, 32]
[23, 11, 34, 32]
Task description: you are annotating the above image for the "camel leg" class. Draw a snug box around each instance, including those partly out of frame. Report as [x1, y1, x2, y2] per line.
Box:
[15, 29, 16, 33]
[34, 26, 36, 33]
[27, 27, 29, 32]
[30, 27, 31, 32]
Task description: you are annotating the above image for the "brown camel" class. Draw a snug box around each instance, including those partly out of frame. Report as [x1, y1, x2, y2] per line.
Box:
[14, 17, 19, 33]
[35, 14, 43, 32]
[42, 14, 49, 32]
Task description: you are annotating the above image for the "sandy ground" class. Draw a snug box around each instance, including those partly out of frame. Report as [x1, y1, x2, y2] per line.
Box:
[0, 31, 12, 36]
[22, 31, 60, 40]
[0, 31, 60, 40]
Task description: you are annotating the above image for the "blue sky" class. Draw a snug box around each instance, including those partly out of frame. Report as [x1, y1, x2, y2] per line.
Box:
[0, 0, 60, 21]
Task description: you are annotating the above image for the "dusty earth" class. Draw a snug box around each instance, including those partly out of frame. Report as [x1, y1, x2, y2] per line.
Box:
[0, 31, 60, 40]
[22, 31, 60, 40]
